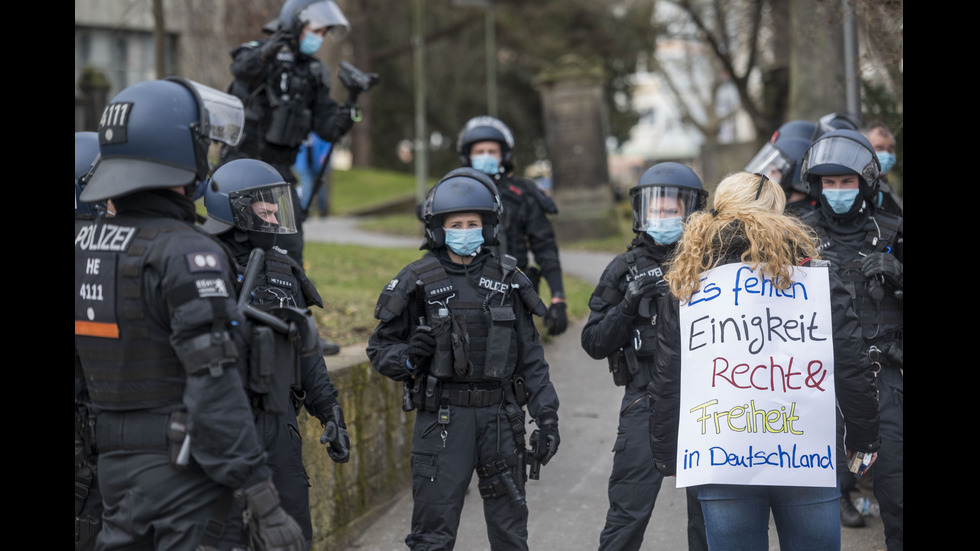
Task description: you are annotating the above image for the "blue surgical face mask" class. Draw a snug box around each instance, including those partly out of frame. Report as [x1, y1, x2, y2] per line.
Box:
[646, 216, 684, 245]
[876, 151, 896, 174]
[471, 154, 500, 176]
[444, 227, 485, 256]
[299, 33, 323, 56]
[822, 188, 860, 214]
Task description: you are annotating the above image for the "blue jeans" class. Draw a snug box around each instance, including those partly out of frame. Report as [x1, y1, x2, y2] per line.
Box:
[697, 483, 841, 551]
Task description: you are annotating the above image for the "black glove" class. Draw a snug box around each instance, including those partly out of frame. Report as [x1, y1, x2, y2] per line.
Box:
[236, 478, 304, 551]
[544, 302, 568, 336]
[861, 252, 903, 290]
[878, 342, 904, 368]
[816, 247, 841, 268]
[533, 416, 560, 466]
[330, 102, 355, 140]
[621, 276, 660, 316]
[259, 30, 292, 62]
[319, 402, 350, 463]
[406, 328, 436, 367]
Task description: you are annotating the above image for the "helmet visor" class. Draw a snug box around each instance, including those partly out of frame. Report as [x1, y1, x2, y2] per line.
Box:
[229, 184, 298, 234]
[190, 80, 245, 147]
[630, 186, 702, 232]
[744, 142, 792, 185]
[804, 135, 878, 181]
[301, 1, 350, 40]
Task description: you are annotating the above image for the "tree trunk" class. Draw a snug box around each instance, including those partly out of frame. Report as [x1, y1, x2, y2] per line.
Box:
[788, 0, 848, 120]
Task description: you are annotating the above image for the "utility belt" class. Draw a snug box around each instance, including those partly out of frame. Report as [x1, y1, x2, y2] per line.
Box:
[410, 377, 530, 413]
[95, 410, 190, 468]
[441, 384, 506, 408]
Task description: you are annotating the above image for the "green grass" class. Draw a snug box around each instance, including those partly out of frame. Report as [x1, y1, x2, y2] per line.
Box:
[330, 167, 435, 215]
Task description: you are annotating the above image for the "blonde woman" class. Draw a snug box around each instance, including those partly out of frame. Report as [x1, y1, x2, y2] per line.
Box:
[647, 171, 880, 550]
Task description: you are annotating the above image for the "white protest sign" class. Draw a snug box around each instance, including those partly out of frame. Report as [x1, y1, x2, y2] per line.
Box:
[675, 263, 836, 488]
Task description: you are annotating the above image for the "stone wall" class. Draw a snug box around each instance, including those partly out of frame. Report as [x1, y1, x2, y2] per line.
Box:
[299, 346, 415, 550]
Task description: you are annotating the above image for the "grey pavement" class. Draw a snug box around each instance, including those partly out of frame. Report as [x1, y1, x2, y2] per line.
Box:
[304, 216, 887, 551]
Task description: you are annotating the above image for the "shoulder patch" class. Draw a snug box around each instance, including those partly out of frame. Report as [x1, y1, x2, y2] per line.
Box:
[386, 277, 399, 291]
[185, 252, 223, 273]
[195, 278, 231, 299]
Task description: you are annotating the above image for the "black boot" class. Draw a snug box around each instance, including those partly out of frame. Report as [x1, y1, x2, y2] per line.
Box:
[840, 496, 866, 528]
[319, 338, 340, 356]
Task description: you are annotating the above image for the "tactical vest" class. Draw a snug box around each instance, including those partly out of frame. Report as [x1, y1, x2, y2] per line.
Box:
[74, 217, 191, 411]
[241, 249, 322, 311]
[592, 247, 666, 388]
[377, 252, 545, 384]
[234, 248, 318, 415]
[803, 209, 903, 343]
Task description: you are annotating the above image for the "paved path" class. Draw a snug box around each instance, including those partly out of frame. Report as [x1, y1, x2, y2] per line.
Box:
[305, 217, 887, 551]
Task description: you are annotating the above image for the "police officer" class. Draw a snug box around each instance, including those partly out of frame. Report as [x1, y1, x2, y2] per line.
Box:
[219, 0, 355, 269]
[456, 116, 569, 336]
[744, 119, 817, 215]
[75, 77, 303, 551]
[367, 168, 561, 550]
[800, 129, 903, 549]
[202, 158, 351, 549]
[580, 162, 708, 551]
[861, 122, 903, 216]
[75, 131, 104, 551]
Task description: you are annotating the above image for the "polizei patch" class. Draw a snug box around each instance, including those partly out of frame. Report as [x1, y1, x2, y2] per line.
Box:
[478, 277, 508, 293]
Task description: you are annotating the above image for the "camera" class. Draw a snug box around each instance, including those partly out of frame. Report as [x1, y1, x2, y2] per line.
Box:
[338, 61, 379, 95]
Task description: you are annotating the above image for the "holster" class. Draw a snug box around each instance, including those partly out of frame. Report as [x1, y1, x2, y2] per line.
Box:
[423, 374, 441, 413]
[624, 347, 653, 389]
[608, 349, 631, 387]
[247, 324, 297, 415]
[166, 410, 189, 469]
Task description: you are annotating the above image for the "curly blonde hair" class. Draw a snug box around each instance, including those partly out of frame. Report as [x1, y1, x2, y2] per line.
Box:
[665, 171, 820, 303]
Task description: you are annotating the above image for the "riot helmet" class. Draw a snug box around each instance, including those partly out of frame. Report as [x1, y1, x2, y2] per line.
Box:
[421, 167, 503, 249]
[456, 116, 515, 174]
[801, 128, 880, 214]
[278, 0, 350, 41]
[811, 111, 860, 142]
[744, 120, 816, 196]
[75, 131, 107, 218]
[81, 77, 245, 203]
[202, 158, 299, 237]
[629, 162, 707, 241]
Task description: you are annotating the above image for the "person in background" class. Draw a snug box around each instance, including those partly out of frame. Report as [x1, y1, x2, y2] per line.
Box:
[861, 122, 903, 216]
[743, 119, 817, 215]
[219, 0, 355, 268]
[202, 158, 351, 550]
[799, 129, 903, 549]
[367, 168, 560, 550]
[649, 171, 880, 551]
[581, 162, 709, 551]
[456, 116, 569, 337]
[294, 132, 332, 218]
